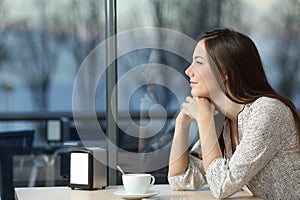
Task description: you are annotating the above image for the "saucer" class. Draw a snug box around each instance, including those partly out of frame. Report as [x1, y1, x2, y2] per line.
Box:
[113, 190, 159, 199]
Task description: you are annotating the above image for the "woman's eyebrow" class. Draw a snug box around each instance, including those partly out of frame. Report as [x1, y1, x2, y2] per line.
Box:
[194, 55, 206, 60]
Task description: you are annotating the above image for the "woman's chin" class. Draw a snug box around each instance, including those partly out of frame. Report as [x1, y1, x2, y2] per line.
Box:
[190, 91, 197, 97]
[191, 90, 208, 98]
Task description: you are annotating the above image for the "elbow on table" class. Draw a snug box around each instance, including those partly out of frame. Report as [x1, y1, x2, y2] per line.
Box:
[168, 183, 199, 191]
[169, 184, 185, 191]
[168, 176, 202, 191]
[168, 181, 187, 191]
[210, 186, 238, 199]
[167, 176, 185, 191]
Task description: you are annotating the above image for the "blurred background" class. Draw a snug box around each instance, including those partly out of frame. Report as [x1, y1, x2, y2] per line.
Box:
[0, 0, 299, 190]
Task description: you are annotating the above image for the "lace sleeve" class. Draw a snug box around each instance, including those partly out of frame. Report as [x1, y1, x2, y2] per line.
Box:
[168, 142, 207, 190]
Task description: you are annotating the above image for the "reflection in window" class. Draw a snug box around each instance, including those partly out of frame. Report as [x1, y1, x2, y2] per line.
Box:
[0, 0, 105, 112]
[116, 0, 300, 183]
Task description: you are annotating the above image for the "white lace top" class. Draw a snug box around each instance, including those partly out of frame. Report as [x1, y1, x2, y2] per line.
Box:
[168, 97, 300, 200]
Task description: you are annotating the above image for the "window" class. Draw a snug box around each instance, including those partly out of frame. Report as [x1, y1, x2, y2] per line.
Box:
[0, 0, 298, 187]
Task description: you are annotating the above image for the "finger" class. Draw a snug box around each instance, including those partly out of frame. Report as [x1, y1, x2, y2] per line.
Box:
[201, 97, 213, 105]
[181, 102, 189, 111]
[181, 106, 191, 117]
[204, 101, 219, 116]
[195, 97, 208, 104]
[181, 107, 188, 115]
[182, 102, 192, 111]
[186, 96, 193, 103]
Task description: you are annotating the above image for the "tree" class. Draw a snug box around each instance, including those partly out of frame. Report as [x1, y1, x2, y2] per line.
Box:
[273, 0, 300, 100]
[150, 0, 243, 39]
[64, 0, 105, 112]
[0, 0, 8, 69]
[18, 29, 59, 110]
[15, 0, 61, 110]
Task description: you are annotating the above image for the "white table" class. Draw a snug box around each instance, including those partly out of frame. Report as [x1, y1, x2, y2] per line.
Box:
[15, 184, 262, 200]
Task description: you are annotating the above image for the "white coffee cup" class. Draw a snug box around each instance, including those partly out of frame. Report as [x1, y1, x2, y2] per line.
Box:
[122, 174, 155, 194]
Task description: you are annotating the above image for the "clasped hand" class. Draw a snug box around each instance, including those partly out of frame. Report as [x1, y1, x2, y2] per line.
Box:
[179, 96, 219, 124]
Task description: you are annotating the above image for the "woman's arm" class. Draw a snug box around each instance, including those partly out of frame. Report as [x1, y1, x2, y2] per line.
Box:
[197, 114, 222, 171]
[192, 97, 222, 171]
[169, 97, 222, 174]
[168, 97, 215, 191]
[168, 111, 191, 176]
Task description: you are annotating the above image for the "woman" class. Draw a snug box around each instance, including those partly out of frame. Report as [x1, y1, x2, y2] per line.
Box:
[168, 28, 300, 199]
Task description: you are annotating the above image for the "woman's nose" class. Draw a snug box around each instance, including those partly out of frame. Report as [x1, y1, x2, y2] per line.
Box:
[185, 65, 193, 77]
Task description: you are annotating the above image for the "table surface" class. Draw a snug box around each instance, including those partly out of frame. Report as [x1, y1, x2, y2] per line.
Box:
[15, 184, 262, 200]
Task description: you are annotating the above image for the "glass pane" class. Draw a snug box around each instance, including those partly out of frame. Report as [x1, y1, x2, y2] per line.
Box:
[116, 0, 300, 183]
[0, 0, 105, 112]
[0, 0, 106, 187]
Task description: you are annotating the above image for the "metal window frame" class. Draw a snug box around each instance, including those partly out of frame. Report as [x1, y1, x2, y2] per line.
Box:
[105, 0, 118, 185]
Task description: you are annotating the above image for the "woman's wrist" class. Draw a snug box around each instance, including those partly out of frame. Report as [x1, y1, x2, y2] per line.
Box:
[197, 113, 214, 125]
[197, 115, 215, 141]
[176, 114, 192, 126]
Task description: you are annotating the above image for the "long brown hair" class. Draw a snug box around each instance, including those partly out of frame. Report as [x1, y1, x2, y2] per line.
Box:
[200, 28, 300, 139]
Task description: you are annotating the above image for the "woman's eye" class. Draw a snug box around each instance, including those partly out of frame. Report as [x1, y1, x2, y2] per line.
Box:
[196, 61, 203, 65]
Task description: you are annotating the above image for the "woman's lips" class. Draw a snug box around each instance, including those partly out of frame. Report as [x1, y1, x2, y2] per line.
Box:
[190, 81, 197, 86]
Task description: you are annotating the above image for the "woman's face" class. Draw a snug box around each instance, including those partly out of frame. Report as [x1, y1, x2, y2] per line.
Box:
[185, 40, 217, 98]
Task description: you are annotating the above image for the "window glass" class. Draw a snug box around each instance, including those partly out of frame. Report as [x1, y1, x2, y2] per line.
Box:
[0, 0, 105, 112]
[116, 0, 300, 183]
[0, 0, 298, 187]
[0, 0, 106, 137]
[0, 0, 106, 187]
